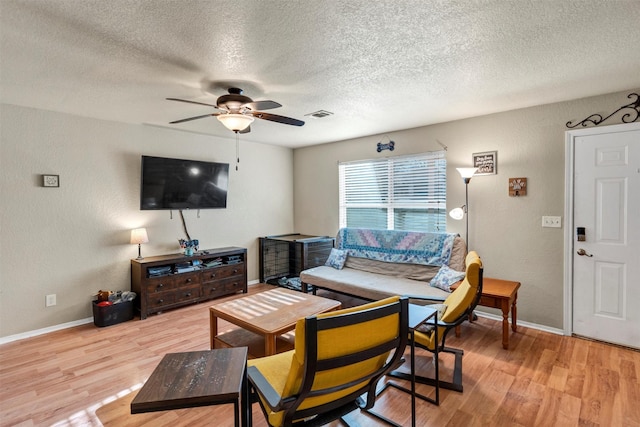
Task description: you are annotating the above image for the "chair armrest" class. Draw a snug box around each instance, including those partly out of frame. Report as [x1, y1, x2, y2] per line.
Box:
[247, 366, 288, 411]
[403, 294, 447, 304]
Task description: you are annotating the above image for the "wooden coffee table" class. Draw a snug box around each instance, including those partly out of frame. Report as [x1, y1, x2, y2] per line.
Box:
[210, 287, 342, 358]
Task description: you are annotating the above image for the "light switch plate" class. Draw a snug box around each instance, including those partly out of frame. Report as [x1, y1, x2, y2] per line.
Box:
[542, 216, 562, 228]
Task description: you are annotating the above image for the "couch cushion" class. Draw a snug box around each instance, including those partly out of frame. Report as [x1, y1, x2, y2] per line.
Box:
[448, 236, 467, 272]
[430, 265, 466, 292]
[301, 266, 450, 301]
[325, 248, 348, 269]
[344, 256, 440, 281]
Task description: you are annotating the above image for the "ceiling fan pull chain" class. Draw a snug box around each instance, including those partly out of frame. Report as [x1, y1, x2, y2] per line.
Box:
[235, 132, 240, 171]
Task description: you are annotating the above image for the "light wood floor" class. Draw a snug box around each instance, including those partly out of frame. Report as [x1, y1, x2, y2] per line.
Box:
[1, 284, 638, 426]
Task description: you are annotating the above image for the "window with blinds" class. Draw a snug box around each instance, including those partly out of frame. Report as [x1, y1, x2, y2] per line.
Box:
[339, 151, 447, 232]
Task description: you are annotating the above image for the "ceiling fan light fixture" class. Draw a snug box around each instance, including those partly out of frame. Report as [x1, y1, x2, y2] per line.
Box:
[217, 113, 254, 132]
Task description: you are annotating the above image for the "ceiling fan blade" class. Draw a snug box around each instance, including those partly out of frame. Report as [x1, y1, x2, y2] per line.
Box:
[166, 98, 221, 109]
[251, 111, 305, 126]
[169, 113, 218, 124]
[244, 100, 281, 111]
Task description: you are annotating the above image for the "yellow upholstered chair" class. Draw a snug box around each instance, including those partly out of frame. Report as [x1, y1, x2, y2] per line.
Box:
[247, 296, 409, 427]
[391, 250, 483, 392]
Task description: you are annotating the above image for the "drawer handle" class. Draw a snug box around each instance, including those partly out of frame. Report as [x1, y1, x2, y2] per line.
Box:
[158, 299, 164, 303]
[233, 269, 238, 274]
[210, 288, 217, 292]
[185, 292, 191, 297]
[186, 278, 192, 283]
[158, 283, 164, 288]
[210, 273, 216, 278]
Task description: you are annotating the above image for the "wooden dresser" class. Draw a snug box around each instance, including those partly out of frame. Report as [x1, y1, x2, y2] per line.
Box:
[131, 247, 247, 319]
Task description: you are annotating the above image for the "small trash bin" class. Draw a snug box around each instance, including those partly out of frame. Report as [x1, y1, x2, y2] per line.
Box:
[92, 300, 134, 327]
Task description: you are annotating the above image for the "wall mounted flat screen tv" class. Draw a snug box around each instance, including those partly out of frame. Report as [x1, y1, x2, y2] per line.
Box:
[140, 155, 229, 210]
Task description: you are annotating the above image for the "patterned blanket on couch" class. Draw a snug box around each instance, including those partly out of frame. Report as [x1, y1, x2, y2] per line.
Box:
[336, 228, 457, 266]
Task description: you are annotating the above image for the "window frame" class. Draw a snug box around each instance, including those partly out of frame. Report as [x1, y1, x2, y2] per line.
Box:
[338, 151, 447, 232]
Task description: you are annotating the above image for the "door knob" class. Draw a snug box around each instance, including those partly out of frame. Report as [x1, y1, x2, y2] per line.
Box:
[577, 248, 593, 257]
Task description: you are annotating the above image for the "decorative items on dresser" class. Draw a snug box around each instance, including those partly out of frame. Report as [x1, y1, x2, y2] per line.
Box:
[131, 247, 247, 319]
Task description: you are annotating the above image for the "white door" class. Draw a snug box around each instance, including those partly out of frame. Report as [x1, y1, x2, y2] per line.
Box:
[567, 123, 640, 349]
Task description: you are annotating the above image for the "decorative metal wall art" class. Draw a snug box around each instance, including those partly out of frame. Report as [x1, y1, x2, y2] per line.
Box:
[566, 92, 640, 128]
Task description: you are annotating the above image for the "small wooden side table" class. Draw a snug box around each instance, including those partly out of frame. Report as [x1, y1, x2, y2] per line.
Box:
[452, 277, 521, 349]
[131, 347, 250, 427]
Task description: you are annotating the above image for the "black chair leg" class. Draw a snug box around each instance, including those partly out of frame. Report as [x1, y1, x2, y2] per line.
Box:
[358, 388, 404, 427]
[388, 347, 464, 393]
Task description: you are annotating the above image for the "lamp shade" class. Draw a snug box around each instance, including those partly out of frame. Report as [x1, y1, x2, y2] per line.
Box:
[217, 113, 254, 132]
[456, 167, 478, 179]
[130, 228, 149, 245]
[449, 207, 465, 220]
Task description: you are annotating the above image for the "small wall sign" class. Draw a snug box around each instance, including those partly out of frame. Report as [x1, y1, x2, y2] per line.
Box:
[42, 174, 59, 187]
[472, 151, 497, 175]
[509, 177, 527, 196]
[377, 140, 395, 152]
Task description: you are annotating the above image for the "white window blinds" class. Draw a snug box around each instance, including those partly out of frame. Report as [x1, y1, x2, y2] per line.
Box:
[339, 151, 447, 232]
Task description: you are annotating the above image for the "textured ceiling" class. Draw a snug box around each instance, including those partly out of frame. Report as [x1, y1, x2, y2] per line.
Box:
[1, 0, 640, 148]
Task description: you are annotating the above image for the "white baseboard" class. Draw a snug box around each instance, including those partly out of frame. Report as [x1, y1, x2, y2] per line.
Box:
[0, 317, 94, 345]
[474, 311, 565, 336]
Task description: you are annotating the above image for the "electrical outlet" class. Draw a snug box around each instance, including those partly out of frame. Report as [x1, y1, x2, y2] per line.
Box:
[46, 294, 57, 307]
[542, 216, 562, 228]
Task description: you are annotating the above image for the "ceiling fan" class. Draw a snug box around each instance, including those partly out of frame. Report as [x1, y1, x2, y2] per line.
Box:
[167, 87, 305, 133]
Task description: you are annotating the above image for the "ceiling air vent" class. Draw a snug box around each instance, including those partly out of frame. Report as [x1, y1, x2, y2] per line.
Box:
[305, 110, 334, 119]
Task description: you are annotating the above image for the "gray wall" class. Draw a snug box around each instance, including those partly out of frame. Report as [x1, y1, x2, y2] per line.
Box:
[0, 104, 294, 337]
[2, 89, 637, 337]
[292, 89, 639, 329]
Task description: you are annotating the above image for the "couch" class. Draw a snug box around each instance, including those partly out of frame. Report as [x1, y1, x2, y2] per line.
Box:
[300, 228, 467, 301]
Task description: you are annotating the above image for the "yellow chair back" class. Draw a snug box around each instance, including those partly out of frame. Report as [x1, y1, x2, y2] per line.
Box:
[414, 250, 483, 350]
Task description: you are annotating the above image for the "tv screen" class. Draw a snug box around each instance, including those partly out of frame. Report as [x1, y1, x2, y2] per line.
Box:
[140, 155, 229, 210]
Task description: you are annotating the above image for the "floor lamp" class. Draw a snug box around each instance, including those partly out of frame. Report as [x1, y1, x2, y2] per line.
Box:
[449, 168, 477, 248]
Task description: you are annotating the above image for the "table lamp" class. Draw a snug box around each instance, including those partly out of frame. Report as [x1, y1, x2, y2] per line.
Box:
[130, 228, 149, 260]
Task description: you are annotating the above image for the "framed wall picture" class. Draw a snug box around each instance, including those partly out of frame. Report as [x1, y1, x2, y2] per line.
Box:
[42, 174, 59, 187]
[472, 151, 497, 175]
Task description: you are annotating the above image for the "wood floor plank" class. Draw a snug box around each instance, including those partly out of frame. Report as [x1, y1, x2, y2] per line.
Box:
[1, 283, 638, 426]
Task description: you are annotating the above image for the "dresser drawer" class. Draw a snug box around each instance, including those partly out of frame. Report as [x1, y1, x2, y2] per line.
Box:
[147, 291, 176, 309]
[146, 275, 177, 293]
[202, 282, 228, 299]
[201, 264, 245, 283]
[174, 271, 200, 287]
[147, 285, 200, 311]
[221, 277, 246, 293]
[174, 285, 200, 303]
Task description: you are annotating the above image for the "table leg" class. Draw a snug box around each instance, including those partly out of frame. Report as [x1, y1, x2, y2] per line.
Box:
[265, 333, 277, 356]
[241, 360, 250, 427]
[210, 312, 218, 350]
[500, 299, 509, 350]
[410, 331, 416, 427]
[511, 295, 518, 332]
